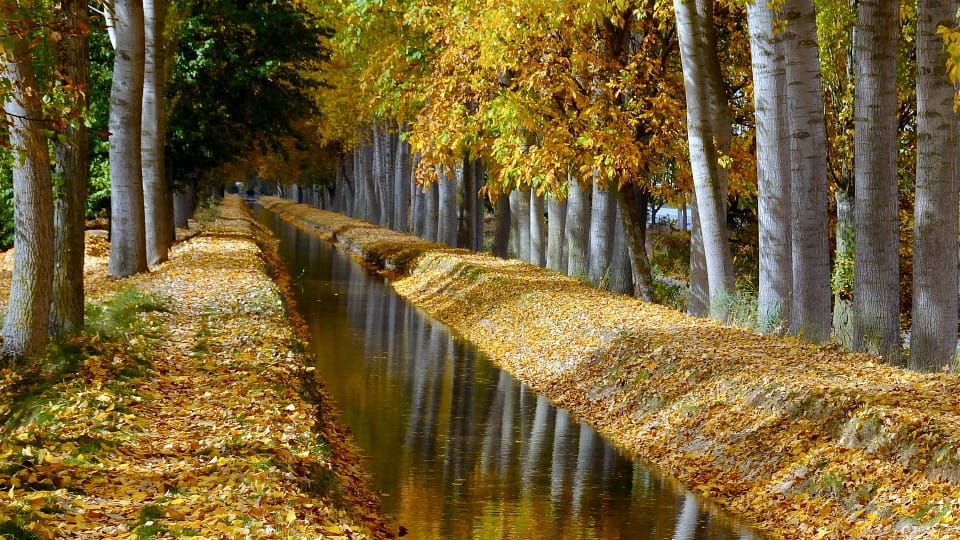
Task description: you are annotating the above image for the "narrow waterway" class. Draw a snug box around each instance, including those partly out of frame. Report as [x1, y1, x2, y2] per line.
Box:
[257, 207, 761, 540]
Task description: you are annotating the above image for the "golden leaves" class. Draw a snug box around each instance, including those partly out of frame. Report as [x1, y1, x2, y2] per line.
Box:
[271, 197, 960, 539]
[0, 197, 384, 539]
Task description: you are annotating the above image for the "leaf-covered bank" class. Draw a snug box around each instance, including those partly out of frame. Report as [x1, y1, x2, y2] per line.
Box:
[0, 196, 389, 538]
[262, 196, 960, 539]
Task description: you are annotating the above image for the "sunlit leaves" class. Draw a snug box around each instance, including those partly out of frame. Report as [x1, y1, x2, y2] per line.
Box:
[271, 198, 960, 539]
[0, 197, 384, 538]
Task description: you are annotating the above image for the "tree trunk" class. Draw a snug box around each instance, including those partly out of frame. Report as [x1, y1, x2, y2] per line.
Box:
[424, 180, 439, 242]
[853, 0, 901, 363]
[143, 0, 172, 266]
[108, 0, 149, 277]
[394, 126, 412, 232]
[616, 184, 655, 301]
[460, 158, 483, 251]
[530, 191, 546, 267]
[566, 178, 591, 280]
[610, 205, 633, 295]
[783, 0, 831, 342]
[514, 188, 531, 262]
[437, 168, 458, 246]
[589, 176, 615, 288]
[50, 0, 90, 336]
[546, 196, 567, 272]
[833, 187, 855, 349]
[910, 0, 960, 371]
[675, 0, 736, 316]
[749, 0, 792, 334]
[2, 31, 56, 360]
[492, 193, 511, 258]
[687, 192, 709, 316]
[173, 183, 194, 227]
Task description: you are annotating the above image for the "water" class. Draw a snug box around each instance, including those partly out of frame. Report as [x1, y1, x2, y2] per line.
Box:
[256, 207, 760, 540]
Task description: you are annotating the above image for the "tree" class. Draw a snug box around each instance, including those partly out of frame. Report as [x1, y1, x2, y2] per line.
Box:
[783, 0, 830, 342]
[50, 0, 90, 336]
[853, 0, 901, 363]
[910, 0, 959, 371]
[749, 0, 792, 334]
[1, 21, 55, 360]
[142, 0, 172, 266]
[674, 0, 736, 317]
[107, 0, 148, 277]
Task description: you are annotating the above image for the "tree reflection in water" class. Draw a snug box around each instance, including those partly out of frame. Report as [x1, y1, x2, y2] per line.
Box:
[260, 208, 761, 540]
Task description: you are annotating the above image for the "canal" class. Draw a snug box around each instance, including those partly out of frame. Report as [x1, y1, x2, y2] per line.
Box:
[256, 206, 760, 539]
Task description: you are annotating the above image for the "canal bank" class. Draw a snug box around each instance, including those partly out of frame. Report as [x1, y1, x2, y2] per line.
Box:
[261, 196, 960, 539]
[256, 202, 757, 538]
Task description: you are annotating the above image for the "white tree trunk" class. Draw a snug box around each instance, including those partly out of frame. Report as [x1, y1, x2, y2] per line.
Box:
[675, 0, 736, 316]
[749, 0, 793, 333]
[566, 178, 591, 280]
[546, 196, 567, 272]
[108, 0, 149, 277]
[589, 176, 615, 288]
[143, 0, 171, 266]
[530, 191, 546, 267]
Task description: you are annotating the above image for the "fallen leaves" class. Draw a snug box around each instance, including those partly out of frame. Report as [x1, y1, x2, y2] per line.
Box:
[0, 197, 389, 539]
[262, 195, 960, 539]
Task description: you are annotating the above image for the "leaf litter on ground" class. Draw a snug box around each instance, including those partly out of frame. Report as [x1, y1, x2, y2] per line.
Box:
[262, 195, 960, 540]
[0, 196, 391, 539]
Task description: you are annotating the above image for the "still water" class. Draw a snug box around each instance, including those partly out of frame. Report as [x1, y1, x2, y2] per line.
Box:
[257, 207, 760, 540]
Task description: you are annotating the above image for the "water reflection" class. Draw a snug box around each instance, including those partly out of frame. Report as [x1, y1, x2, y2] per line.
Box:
[258, 208, 761, 540]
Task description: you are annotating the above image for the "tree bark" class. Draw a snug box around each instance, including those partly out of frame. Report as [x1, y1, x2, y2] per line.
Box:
[143, 0, 172, 266]
[589, 176, 615, 288]
[910, 0, 960, 371]
[437, 167, 458, 246]
[108, 0, 149, 277]
[616, 184, 655, 301]
[675, 0, 736, 317]
[1, 31, 56, 360]
[566, 178, 591, 280]
[492, 193, 511, 258]
[783, 0, 831, 342]
[50, 0, 90, 336]
[853, 0, 901, 363]
[394, 126, 412, 232]
[749, 0, 792, 334]
[530, 191, 546, 267]
[546, 196, 567, 272]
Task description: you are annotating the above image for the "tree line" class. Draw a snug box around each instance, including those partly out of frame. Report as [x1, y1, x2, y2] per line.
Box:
[276, 0, 958, 373]
[0, 0, 328, 360]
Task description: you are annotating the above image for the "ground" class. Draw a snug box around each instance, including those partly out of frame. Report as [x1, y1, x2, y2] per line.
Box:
[0, 198, 392, 539]
[262, 195, 960, 540]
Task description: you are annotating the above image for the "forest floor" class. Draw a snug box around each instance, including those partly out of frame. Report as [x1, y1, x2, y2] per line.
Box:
[0, 197, 393, 539]
[262, 196, 960, 540]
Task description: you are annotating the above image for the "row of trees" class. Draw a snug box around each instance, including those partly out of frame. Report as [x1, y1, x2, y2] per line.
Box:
[0, 0, 329, 360]
[4, 0, 960, 372]
[265, 0, 959, 372]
